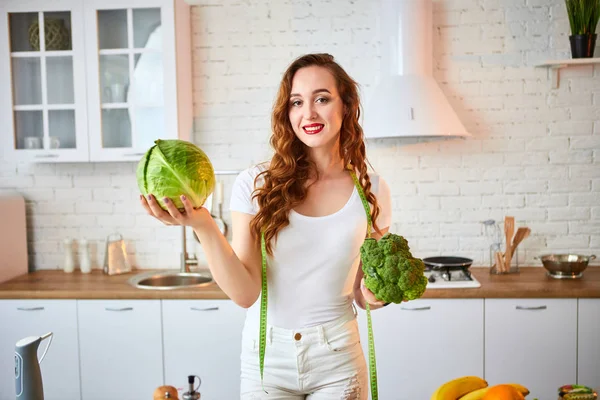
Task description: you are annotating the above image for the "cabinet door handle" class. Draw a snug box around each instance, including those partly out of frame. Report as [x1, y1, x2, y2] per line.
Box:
[105, 307, 134, 312]
[515, 305, 547, 310]
[400, 306, 431, 311]
[34, 154, 59, 158]
[190, 306, 219, 312]
[17, 307, 45, 311]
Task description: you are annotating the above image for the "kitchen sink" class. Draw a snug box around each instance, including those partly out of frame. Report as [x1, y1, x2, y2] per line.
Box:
[129, 270, 214, 290]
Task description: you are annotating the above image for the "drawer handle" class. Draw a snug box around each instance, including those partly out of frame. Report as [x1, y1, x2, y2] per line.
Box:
[190, 306, 219, 311]
[515, 305, 547, 310]
[124, 152, 145, 157]
[17, 307, 45, 311]
[105, 307, 134, 312]
[400, 306, 431, 311]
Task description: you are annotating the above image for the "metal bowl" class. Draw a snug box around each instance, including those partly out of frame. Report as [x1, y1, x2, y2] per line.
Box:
[537, 254, 596, 279]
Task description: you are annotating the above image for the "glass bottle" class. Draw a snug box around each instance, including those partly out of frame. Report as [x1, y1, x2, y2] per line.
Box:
[63, 238, 75, 273]
[79, 239, 91, 273]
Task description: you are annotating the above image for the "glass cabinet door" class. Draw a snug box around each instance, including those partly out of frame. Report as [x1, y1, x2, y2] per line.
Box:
[89, 4, 170, 159]
[5, 5, 87, 161]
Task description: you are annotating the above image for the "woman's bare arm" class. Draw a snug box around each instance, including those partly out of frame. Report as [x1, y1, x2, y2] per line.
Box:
[193, 211, 262, 308]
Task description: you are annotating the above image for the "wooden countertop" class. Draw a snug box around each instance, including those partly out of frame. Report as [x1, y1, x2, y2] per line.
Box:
[424, 266, 600, 299]
[0, 269, 229, 300]
[0, 267, 598, 300]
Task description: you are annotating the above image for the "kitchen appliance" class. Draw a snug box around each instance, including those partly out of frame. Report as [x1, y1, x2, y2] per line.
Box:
[0, 195, 28, 283]
[363, 0, 469, 138]
[422, 257, 481, 289]
[537, 254, 597, 279]
[207, 181, 227, 236]
[214, 180, 228, 236]
[15, 332, 53, 400]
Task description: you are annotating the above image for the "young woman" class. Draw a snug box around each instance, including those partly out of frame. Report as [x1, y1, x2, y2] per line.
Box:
[141, 53, 392, 399]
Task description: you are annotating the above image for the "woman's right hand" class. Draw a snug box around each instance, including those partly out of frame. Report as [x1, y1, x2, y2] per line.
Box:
[139, 194, 212, 230]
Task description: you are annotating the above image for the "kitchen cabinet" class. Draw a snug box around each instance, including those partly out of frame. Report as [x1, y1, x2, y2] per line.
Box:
[162, 300, 247, 400]
[77, 300, 163, 400]
[357, 299, 484, 400]
[83, 0, 192, 162]
[485, 298, 577, 400]
[1, 294, 596, 399]
[578, 299, 600, 391]
[0, 300, 80, 400]
[0, 0, 192, 163]
[0, 0, 88, 163]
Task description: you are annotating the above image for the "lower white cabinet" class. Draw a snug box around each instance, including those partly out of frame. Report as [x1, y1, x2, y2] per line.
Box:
[0, 297, 595, 398]
[0, 300, 80, 400]
[77, 300, 163, 400]
[578, 299, 600, 391]
[358, 299, 484, 400]
[162, 300, 247, 399]
[485, 298, 577, 400]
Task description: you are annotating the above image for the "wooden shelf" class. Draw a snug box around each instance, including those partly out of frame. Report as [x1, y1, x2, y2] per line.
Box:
[535, 57, 600, 89]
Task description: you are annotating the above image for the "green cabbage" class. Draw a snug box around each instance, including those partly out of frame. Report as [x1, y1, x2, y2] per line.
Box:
[136, 139, 215, 211]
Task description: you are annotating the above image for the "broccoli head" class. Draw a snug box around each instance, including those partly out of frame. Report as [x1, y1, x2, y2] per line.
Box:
[361, 233, 427, 304]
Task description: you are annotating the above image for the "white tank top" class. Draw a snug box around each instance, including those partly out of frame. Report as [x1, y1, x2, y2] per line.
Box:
[229, 163, 392, 329]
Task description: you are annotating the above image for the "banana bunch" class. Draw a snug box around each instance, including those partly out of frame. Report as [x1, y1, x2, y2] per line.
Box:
[430, 376, 530, 400]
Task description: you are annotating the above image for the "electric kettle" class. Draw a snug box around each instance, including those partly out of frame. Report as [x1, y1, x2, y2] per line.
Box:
[15, 332, 53, 400]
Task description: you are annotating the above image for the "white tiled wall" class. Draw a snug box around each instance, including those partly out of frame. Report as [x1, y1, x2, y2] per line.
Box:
[1, 0, 598, 270]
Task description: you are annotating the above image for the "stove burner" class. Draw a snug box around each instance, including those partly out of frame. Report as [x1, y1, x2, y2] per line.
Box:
[423, 264, 482, 289]
[425, 266, 473, 282]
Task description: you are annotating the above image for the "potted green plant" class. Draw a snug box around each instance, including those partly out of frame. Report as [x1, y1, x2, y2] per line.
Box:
[565, 0, 600, 58]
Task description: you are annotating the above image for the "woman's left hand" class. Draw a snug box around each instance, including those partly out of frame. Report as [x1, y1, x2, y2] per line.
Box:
[360, 277, 387, 307]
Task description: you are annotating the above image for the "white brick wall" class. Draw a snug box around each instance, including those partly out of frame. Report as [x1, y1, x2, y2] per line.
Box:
[1, 0, 598, 271]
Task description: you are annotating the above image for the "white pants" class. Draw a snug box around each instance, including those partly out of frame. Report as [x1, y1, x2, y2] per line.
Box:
[240, 306, 368, 399]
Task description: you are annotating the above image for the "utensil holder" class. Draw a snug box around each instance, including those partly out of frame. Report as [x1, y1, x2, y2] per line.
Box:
[489, 244, 519, 274]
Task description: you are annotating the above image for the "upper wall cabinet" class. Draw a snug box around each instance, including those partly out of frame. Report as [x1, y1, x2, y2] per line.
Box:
[0, 0, 88, 163]
[0, 0, 193, 163]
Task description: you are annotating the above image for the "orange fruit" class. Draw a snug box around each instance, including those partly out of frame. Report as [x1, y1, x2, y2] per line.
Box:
[482, 384, 525, 400]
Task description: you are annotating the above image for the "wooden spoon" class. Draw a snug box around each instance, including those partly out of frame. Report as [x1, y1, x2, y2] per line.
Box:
[504, 216, 515, 272]
[510, 227, 531, 259]
[495, 251, 505, 273]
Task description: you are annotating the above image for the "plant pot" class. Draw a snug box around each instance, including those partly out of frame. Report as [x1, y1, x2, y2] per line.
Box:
[569, 34, 597, 58]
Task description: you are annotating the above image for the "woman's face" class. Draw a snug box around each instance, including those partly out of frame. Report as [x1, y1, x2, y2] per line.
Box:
[288, 66, 344, 150]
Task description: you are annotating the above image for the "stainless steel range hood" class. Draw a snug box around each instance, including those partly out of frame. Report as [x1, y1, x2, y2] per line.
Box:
[363, 0, 470, 139]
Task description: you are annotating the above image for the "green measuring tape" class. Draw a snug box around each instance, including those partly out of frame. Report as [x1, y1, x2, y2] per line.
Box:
[350, 170, 379, 400]
[259, 229, 268, 394]
[258, 170, 379, 399]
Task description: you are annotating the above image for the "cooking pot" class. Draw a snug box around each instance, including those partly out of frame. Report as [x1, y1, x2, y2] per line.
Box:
[536, 254, 596, 279]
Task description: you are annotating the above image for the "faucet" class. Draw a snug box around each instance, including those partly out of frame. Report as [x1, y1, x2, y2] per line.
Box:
[181, 226, 198, 273]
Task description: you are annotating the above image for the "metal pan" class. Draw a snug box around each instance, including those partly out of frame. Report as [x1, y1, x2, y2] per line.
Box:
[422, 256, 473, 270]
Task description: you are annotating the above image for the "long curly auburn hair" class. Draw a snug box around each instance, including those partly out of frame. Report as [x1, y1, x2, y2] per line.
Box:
[250, 53, 381, 255]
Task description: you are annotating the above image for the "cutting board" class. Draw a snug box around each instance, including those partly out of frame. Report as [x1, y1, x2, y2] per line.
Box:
[0, 195, 28, 283]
